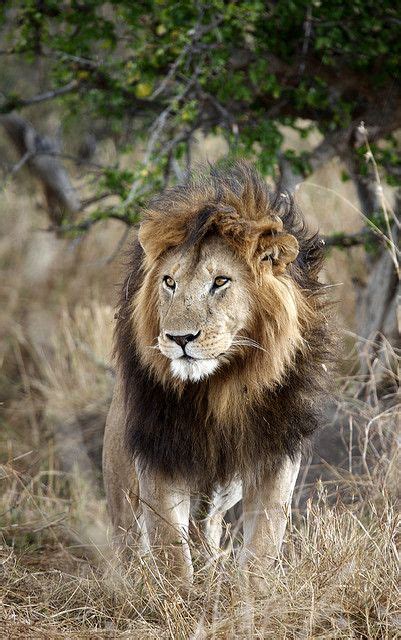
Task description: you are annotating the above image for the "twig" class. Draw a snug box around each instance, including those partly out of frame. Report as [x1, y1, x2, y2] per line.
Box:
[36, 151, 106, 170]
[46, 210, 138, 234]
[80, 192, 114, 209]
[163, 121, 200, 157]
[150, 43, 191, 101]
[149, 17, 223, 101]
[358, 122, 400, 277]
[51, 50, 105, 69]
[124, 69, 201, 205]
[304, 181, 401, 258]
[0, 150, 33, 190]
[322, 229, 384, 249]
[196, 85, 238, 136]
[299, 5, 313, 76]
[0, 80, 79, 113]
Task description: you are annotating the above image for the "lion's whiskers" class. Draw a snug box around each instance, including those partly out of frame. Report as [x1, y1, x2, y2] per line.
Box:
[231, 335, 269, 353]
[231, 342, 268, 353]
[148, 332, 268, 354]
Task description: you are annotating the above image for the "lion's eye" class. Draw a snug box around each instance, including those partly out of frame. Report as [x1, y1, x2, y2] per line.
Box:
[163, 275, 176, 290]
[213, 276, 230, 288]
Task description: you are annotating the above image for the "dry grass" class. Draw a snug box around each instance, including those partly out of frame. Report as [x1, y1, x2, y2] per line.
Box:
[0, 146, 400, 638]
[1, 273, 399, 640]
[1, 411, 399, 638]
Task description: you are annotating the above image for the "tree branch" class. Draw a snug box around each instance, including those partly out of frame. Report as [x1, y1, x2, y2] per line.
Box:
[1, 149, 33, 187]
[46, 210, 139, 234]
[47, 206, 387, 258]
[0, 80, 79, 114]
[1, 114, 80, 225]
[322, 230, 377, 249]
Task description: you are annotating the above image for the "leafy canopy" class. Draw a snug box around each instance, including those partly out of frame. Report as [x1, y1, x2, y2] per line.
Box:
[1, 0, 400, 228]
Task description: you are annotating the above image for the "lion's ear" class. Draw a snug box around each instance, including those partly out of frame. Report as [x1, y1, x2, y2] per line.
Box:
[259, 233, 299, 273]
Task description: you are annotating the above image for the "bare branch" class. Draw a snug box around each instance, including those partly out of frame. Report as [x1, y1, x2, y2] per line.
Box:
[80, 193, 114, 209]
[1, 114, 80, 225]
[149, 16, 223, 101]
[124, 68, 201, 205]
[299, 4, 313, 75]
[322, 230, 377, 249]
[0, 149, 33, 188]
[0, 80, 79, 114]
[47, 210, 139, 235]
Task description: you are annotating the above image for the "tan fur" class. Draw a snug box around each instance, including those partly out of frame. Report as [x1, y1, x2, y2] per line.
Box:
[102, 374, 140, 542]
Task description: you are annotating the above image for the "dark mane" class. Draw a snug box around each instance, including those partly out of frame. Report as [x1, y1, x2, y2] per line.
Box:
[113, 162, 334, 488]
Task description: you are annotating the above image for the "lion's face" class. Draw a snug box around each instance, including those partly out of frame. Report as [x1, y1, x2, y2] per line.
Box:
[134, 168, 310, 394]
[157, 236, 251, 382]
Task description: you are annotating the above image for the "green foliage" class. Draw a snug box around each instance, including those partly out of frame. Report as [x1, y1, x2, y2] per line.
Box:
[1, 0, 400, 222]
[282, 149, 312, 177]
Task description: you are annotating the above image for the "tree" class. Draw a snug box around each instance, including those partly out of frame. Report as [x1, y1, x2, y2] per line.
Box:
[1, 0, 400, 346]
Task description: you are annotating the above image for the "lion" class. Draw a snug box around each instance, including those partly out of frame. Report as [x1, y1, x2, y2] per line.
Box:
[103, 161, 332, 586]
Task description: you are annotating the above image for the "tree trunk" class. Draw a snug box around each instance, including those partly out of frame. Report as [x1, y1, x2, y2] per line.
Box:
[1, 114, 80, 226]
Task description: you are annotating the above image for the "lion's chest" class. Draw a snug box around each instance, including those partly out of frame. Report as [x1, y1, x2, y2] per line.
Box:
[126, 380, 312, 488]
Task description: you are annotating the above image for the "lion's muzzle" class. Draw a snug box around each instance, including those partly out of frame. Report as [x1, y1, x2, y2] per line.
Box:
[158, 329, 220, 382]
[165, 330, 201, 353]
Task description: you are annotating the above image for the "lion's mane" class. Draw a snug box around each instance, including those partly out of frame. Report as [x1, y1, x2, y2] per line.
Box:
[114, 163, 333, 488]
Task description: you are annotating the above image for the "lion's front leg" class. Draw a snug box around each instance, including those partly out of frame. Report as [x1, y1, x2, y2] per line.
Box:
[136, 463, 193, 587]
[202, 478, 242, 554]
[240, 454, 301, 579]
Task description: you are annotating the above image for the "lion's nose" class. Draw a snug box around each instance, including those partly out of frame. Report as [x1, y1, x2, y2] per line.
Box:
[166, 331, 200, 349]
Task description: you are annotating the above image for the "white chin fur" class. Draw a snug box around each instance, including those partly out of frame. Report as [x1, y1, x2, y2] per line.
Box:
[170, 358, 219, 382]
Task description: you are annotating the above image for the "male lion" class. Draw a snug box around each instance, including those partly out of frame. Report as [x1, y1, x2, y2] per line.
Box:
[103, 162, 331, 586]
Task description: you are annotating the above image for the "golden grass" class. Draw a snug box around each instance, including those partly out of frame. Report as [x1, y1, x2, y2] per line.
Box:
[1, 298, 399, 638]
[1, 427, 399, 638]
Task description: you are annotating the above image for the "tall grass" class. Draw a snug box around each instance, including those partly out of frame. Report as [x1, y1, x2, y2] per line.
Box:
[1, 300, 399, 638]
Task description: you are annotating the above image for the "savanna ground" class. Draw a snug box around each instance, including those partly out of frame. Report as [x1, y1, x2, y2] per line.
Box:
[0, 135, 400, 638]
